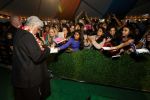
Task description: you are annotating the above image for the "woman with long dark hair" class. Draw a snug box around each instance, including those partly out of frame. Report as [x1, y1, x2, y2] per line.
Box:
[111, 25, 135, 53]
[58, 30, 84, 52]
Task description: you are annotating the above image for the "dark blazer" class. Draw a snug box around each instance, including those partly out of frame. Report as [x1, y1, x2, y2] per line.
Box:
[12, 29, 50, 88]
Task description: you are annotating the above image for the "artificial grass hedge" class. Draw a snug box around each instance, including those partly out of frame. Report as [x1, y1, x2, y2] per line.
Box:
[48, 50, 150, 91]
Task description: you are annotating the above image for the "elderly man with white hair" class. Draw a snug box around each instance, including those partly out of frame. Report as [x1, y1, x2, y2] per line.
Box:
[12, 16, 55, 100]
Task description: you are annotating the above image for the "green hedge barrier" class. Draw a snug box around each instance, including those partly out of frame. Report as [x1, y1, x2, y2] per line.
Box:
[48, 50, 150, 91]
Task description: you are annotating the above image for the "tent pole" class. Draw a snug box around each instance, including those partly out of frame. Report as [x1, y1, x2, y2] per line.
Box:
[82, 0, 103, 17]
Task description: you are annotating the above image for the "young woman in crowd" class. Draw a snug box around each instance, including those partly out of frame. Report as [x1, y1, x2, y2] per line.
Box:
[62, 26, 70, 39]
[58, 30, 84, 52]
[111, 25, 135, 54]
[88, 27, 107, 50]
[45, 27, 58, 47]
[136, 29, 150, 51]
[105, 26, 119, 46]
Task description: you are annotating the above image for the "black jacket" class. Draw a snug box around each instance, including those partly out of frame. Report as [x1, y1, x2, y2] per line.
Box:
[12, 29, 50, 88]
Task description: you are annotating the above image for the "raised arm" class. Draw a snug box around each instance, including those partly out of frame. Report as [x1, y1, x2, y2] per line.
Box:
[59, 38, 73, 50]
[114, 39, 134, 50]
[75, 11, 84, 24]
[91, 38, 106, 49]
[85, 12, 92, 24]
[112, 14, 124, 28]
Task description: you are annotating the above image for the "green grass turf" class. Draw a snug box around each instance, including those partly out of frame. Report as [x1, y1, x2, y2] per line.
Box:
[48, 50, 150, 91]
[0, 67, 150, 100]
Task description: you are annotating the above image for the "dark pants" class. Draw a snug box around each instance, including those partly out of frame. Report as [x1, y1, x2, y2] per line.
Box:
[14, 79, 51, 100]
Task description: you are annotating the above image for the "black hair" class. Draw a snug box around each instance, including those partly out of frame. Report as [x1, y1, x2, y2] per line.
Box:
[72, 30, 84, 50]
[98, 27, 106, 34]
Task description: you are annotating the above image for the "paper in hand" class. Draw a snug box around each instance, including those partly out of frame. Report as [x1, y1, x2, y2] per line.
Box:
[102, 47, 112, 50]
[50, 48, 58, 53]
[136, 48, 150, 54]
[112, 54, 121, 58]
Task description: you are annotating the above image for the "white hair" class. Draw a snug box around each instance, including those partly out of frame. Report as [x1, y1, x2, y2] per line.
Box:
[25, 16, 43, 28]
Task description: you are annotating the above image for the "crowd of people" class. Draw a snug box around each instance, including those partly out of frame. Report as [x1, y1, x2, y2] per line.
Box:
[30, 14, 150, 56]
[20, 15, 150, 56]
[0, 13, 150, 64]
[31, 15, 150, 56]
